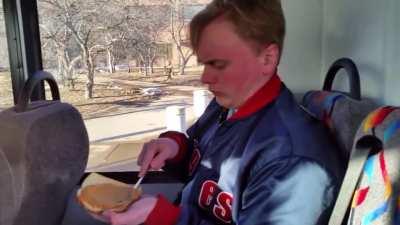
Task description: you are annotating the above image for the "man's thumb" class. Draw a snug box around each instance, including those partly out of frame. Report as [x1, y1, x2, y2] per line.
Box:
[110, 211, 138, 225]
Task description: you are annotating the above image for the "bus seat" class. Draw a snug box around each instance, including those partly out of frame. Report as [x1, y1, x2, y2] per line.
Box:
[302, 90, 377, 161]
[302, 58, 377, 160]
[349, 106, 400, 224]
[0, 71, 89, 225]
[0, 147, 18, 224]
[330, 106, 400, 225]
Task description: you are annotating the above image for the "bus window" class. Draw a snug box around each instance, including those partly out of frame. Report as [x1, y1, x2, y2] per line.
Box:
[0, 2, 13, 110]
[37, 0, 211, 172]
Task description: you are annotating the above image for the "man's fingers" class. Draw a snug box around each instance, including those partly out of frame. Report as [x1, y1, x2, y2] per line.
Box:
[90, 212, 110, 223]
[110, 197, 157, 225]
[101, 210, 114, 220]
[139, 143, 157, 177]
[137, 138, 176, 176]
[110, 212, 139, 225]
[137, 142, 149, 166]
[150, 149, 169, 169]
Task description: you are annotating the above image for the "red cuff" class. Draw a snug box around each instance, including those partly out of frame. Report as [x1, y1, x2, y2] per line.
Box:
[145, 195, 181, 225]
[159, 131, 188, 163]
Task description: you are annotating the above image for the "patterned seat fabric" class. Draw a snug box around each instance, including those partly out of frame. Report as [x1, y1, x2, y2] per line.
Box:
[302, 91, 345, 129]
[348, 106, 400, 225]
[302, 91, 377, 160]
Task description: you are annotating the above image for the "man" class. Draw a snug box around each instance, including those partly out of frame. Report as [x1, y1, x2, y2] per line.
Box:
[164, 61, 173, 80]
[96, 0, 344, 224]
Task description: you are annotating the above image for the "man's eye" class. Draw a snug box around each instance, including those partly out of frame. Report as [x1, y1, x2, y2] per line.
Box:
[212, 61, 227, 70]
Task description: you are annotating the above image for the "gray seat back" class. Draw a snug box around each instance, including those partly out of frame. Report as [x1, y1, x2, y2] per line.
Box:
[302, 91, 377, 160]
[302, 57, 377, 160]
[0, 71, 89, 225]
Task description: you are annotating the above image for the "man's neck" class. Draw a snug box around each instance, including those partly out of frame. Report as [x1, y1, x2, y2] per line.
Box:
[229, 74, 282, 120]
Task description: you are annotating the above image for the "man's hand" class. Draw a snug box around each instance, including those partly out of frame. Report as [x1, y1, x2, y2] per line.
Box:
[137, 138, 179, 177]
[101, 195, 158, 225]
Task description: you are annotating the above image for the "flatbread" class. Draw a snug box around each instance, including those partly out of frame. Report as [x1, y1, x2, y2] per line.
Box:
[76, 173, 142, 213]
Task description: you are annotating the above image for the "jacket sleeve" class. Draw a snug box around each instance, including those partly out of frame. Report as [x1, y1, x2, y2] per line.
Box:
[159, 131, 189, 164]
[145, 194, 181, 225]
[161, 99, 221, 180]
[236, 156, 337, 225]
[159, 131, 192, 180]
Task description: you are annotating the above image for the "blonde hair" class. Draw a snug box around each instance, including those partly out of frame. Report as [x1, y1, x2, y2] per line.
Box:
[189, 0, 285, 54]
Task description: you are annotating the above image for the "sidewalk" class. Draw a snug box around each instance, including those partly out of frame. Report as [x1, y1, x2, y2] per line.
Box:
[84, 85, 208, 172]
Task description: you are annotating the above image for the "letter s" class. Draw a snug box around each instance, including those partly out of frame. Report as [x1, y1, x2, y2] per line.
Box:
[213, 192, 233, 223]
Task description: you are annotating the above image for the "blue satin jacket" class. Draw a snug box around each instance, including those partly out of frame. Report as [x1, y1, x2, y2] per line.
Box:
[166, 85, 345, 225]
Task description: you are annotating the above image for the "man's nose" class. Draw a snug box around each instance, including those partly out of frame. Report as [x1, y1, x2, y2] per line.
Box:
[201, 68, 217, 84]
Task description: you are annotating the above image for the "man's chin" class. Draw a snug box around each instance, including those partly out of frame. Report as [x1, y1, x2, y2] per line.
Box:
[215, 97, 232, 108]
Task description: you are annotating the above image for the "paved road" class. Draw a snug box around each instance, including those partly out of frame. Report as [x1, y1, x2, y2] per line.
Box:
[85, 93, 194, 172]
[84, 81, 210, 171]
[84, 95, 196, 171]
[87, 75, 209, 143]
[85, 95, 196, 143]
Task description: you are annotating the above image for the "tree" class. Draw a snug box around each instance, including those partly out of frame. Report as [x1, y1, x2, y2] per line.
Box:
[38, 0, 187, 98]
[168, 0, 194, 75]
[39, 0, 127, 98]
[121, 4, 169, 76]
[39, 12, 80, 89]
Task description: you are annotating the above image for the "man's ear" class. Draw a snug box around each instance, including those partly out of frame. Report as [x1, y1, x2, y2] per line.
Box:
[259, 43, 280, 76]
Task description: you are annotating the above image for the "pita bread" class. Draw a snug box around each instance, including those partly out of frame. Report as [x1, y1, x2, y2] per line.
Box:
[76, 173, 142, 214]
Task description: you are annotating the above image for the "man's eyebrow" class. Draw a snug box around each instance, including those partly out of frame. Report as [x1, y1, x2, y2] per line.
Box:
[197, 58, 216, 64]
[201, 59, 220, 65]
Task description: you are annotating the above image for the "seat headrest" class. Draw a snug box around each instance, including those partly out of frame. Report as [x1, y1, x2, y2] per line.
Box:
[302, 90, 377, 160]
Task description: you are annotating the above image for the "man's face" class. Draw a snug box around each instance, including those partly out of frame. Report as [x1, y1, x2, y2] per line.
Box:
[197, 17, 277, 108]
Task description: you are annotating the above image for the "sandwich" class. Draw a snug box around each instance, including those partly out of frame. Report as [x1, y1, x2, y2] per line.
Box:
[77, 173, 142, 214]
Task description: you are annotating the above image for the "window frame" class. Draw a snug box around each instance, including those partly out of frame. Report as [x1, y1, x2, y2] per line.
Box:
[3, 0, 44, 104]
